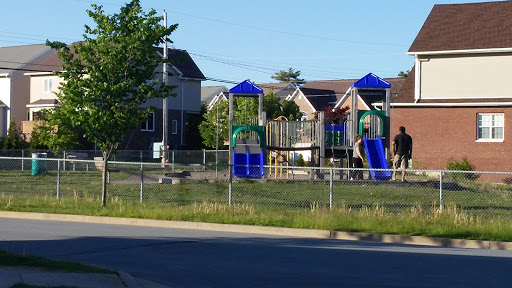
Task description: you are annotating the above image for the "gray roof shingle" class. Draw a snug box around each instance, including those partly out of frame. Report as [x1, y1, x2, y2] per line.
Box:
[0, 44, 52, 75]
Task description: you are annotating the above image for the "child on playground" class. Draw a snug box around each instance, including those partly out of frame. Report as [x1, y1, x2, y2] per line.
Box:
[351, 135, 365, 180]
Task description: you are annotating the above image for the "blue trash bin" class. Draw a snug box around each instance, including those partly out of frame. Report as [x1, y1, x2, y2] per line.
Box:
[31, 153, 48, 175]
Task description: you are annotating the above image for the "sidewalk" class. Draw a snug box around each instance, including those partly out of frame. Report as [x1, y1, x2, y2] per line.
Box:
[0, 266, 172, 288]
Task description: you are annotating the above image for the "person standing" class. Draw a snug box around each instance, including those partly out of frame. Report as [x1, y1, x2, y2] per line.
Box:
[352, 135, 365, 180]
[392, 126, 413, 182]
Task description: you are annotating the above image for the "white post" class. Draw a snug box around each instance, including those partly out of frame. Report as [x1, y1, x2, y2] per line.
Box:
[57, 159, 61, 199]
[140, 151, 144, 203]
[216, 100, 219, 179]
[439, 170, 444, 211]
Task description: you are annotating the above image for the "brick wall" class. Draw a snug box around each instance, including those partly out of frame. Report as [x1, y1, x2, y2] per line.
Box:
[390, 106, 512, 171]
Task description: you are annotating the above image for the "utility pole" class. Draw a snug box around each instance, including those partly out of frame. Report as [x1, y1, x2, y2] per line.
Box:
[162, 10, 168, 165]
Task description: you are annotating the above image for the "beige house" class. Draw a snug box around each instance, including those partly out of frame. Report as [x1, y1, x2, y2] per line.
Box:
[0, 44, 56, 138]
[23, 47, 205, 149]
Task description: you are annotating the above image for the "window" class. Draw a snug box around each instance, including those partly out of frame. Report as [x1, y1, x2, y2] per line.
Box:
[140, 112, 155, 131]
[43, 78, 53, 93]
[172, 120, 178, 134]
[477, 113, 504, 141]
[33, 111, 44, 120]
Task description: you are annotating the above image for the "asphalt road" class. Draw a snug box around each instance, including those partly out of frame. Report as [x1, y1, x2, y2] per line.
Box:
[1, 217, 512, 288]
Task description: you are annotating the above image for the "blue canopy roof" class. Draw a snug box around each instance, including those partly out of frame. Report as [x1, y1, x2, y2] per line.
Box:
[229, 80, 264, 94]
[351, 73, 391, 89]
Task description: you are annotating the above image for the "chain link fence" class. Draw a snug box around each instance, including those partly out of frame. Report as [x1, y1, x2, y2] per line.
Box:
[1, 154, 512, 220]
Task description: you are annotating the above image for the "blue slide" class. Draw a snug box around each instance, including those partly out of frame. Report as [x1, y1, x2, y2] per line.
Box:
[363, 135, 392, 181]
[233, 144, 265, 178]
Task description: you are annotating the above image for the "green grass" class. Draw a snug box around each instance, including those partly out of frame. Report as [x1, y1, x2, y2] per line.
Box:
[0, 250, 115, 274]
[2, 169, 512, 242]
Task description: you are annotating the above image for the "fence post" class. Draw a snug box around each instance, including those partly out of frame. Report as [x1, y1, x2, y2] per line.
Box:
[329, 168, 333, 209]
[21, 150, 24, 171]
[215, 151, 218, 179]
[57, 159, 61, 199]
[171, 150, 175, 172]
[439, 170, 444, 211]
[63, 151, 66, 171]
[229, 164, 233, 206]
[203, 149, 206, 171]
[140, 151, 144, 203]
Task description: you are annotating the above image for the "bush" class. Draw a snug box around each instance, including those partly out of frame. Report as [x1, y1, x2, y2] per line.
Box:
[446, 157, 479, 181]
[295, 154, 305, 167]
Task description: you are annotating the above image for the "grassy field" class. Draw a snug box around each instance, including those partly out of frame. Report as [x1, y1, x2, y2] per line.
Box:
[1, 169, 512, 241]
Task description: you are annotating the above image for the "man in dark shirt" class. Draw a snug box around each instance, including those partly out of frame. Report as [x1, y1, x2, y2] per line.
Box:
[392, 126, 413, 182]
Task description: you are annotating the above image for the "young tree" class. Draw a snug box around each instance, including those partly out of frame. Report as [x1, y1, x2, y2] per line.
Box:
[3, 120, 25, 149]
[199, 100, 229, 148]
[263, 92, 282, 120]
[316, 106, 350, 125]
[271, 68, 306, 86]
[46, 0, 178, 206]
[199, 92, 303, 148]
[281, 100, 302, 120]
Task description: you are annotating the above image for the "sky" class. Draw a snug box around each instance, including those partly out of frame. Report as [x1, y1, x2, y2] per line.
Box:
[0, 0, 503, 87]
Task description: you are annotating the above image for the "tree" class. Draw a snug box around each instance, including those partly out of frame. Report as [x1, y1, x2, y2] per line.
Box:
[316, 106, 350, 125]
[281, 100, 301, 120]
[46, 0, 177, 206]
[398, 70, 410, 77]
[199, 100, 229, 148]
[3, 120, 26, 149]
[36, 110, 82, 150]
[271, 68, 306, 86]
[263, 92, 282, 120]
[199, 92, 303, 148]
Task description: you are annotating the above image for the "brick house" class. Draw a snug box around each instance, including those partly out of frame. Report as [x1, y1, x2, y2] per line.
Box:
[393, 1, 512, 171]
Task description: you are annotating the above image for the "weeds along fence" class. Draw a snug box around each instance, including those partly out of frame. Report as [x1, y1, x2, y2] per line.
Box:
[1, 155, 512, 220]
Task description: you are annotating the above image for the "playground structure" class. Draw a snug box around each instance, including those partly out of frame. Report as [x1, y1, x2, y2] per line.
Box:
[228, 73, 393, 180]
[228, 80, 266, 178]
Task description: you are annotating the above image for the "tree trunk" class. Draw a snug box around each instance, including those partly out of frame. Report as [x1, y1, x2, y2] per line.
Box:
[101, 150, 108, 207]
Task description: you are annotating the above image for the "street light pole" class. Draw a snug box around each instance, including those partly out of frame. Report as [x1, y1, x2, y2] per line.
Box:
[216, 98, 219, 178]
[162, 10, 168, 165]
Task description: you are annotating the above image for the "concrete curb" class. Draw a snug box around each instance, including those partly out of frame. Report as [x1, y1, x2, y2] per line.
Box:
[2, 211, 512, 251]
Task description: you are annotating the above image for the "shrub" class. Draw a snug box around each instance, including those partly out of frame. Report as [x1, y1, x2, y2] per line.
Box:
[295, 154, 305, 167]
[446, 157, 479, 181]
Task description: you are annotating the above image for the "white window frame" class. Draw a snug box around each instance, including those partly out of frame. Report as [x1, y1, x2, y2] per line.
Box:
[140, 112, 155, 132]
[172, 120, 178, 135]
[43, 78, 53, 93]
[476, 113, 504, 142]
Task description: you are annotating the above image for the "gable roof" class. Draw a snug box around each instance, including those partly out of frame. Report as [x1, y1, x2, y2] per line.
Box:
[201, 86, 228, 103]
[299, 88, 338, 111]
[256, 82, 297, 100]
[297, 77, 406, 110]
[0, 44, 53, 75]
[409, 1, 512, 53]
[27, 46, 205, 80]
[158, 48, 206, 80]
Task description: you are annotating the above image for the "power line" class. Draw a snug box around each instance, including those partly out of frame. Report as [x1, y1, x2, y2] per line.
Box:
[66, 0, 408, 48]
